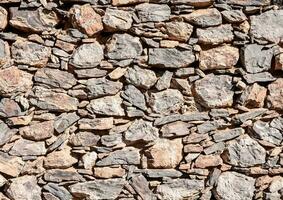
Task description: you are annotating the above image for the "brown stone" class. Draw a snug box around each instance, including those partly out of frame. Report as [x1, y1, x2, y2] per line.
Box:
[0, 152, 24, 177]
[112, 0, 147, 6]
[194, 154, 223, 168]
[0, 6, 7, 31]
[9, 138, 46, 156]
[267, 79, 283, 111]
[165, 21, 193, 42]
[93, 167, 125, 178]
[78, 117, 114, 130]
[44, 147, 77, 169]
[239, 83, 267, 108]
[19, 120, 54, 141]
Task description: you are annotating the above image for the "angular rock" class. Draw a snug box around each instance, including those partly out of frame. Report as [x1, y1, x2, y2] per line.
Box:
[223, 135, 266, 167]
[96, 147, 140, 166]
[101, 133, 123, 147]
[112, 0, 146, 6]
[0, 152, 24, 177]
[87, 94, 125, 116]
[44, 169, 83, 182]
[30, 86, 79, 112]
[44, 147, 77, 169]
[184, 8, 222, 27]
[146, 138, 183, 168]
[136, 3, 170, 22]
[148, 48, 195, 68]
[86, 78, 123, 98]
[232, 108, 267, 125]
[164, 21, 193, 42]
[199, 45, 239, 70]
[10, 138, 46, 156]
[9, 7, 59, 33]
[0, 66, 33, 96]
[244, 72, 276, 84]
[11, 40, 51, 67]
[0, 120, 16, 146]
[78, 117, 114, 130]
[214, 172, 255, 200]
[34, 68, 77, 89]
[195, 154, 223, 168]
[93, 167, 125, 178]
[69, 179, 126, 200]
[70, 4, 103, 36]
[0, 7, 7, 31]
[238, 83, 267, 108]
[250, 10, 283, 44]
[43, 183, 73, 200]
[69, 131, 100, 147]
[161, 121, 191, 137]
[267, 78, 283, 111]
[54, 112, 80, 134]
[142, 169, 183, 178]
[82, 151, 97, 169]
[124, 65, 157, 89]
[106, 33, 142, 60]
[212, 128, 244, 142]
[75, 68, 107, 78]
[155, 71, 173, 91]
[219, 0, 270, 5]
[70, 42, 104, 68]
[121, 85, 146, 110]
[0, 39, 10, 67]
[221, 10, 247, 23]
[197, 24, 234, 45]
[103, 8, 133, 31]
[130, 174, 154, 200]
[6, 176, 41, 200]
[149, 89, 184, 115]
[124, 119, 158, 143]
[19, 120, 54, 141]
[193, 75, 234, 108]
[270, 117, 283, 131]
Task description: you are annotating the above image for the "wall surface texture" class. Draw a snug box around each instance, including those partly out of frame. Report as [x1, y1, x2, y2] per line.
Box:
[0, 0, 282, 199]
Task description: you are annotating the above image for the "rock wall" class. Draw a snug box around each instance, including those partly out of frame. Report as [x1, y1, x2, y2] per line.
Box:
[0, 0, 282, 199]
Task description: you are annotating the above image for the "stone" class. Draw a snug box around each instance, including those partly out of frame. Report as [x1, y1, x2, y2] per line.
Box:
[0, 174, 6, 187]
[135, 3, 170, 22]
[69, 132, 100, 147]
[214, 172, 255, 200]
[101, 133, 123, 147]
[171, 0, 213, 7]
[108, 67, 127, 80]
[78, 117, 114, 130]
[221, 10, 247, 23]
[96, 147, 140, 166]
[0, 39, 10, 67]
[250, 10, 283, 44]
[252, 120, 282, 145]
[70, 4, 103, 36]
[197, 120, 226, 134]
[142, 169, 183, 178]
[11, 39, 51, 67]
[82, 152, 97, 169]
[156, 179, 204, 200]
[0, 152, 24, 177]
[0, 7, 7, 31]
[196, 24, 234, 45]
[87, 94, 125, 116]
[148, 48, 195, 68]
[130, 174, 154, 200]
[19, 120, 54, 141]
[124, 119, 159, 143]
[199, 45, 239, 70]
[103, 8, 133, 31]
[219, 0, 270, 5]
[121, 85, 147, 110]
[112, 0, 146, 5]
[44, 147, 77, 169]
[194, 154, 223, 168]
[93, 167, 125, 178]
[6, 176, 41, 200]
[223, 135, 266, 167]
[124, 65, 157, 89]
[184, 8, 222, 27]
[30, 86, 79, 112]
[44, 169, 83, 182]
[69, 179, 126, 200]
[43, 183, 73, 200]
[238, 83, 267, 108]
[193, 75, 234, 108]
[161, 121, 191, 137]
[267, 79, 283, 111]
[212, 128, 244, 142]
[106, 33, 142, 60]
[0, 66, 33, 96]
[270, 117, 283, 131]
[244, 72, 276, 84]
[241, 44, 273, 74]
[54, 112, 80, 134]
[0, 120, 16, 146]
[34, 68, 77, 89]
[10, 138, 46, 156]
[232, 108, 267, 125]
[9, 7, 59, 33]
[165, 21, 193, 42]
[149, 89, 184, 115]
[155, 71, 173, 91]
[75, 68, 107, 78]
[70, 42, 104, 68]
[269, 176, 283, 193]
[86, 78, 123, 98]
[146, 138, 183, 168]
[204, 142, 225, 155]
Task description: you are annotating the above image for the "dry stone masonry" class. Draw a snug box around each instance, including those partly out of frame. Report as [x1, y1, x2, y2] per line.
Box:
[0, 0, 282, 199]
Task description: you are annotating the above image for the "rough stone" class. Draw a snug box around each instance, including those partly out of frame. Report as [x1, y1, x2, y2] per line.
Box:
[0, 7, 7, 31]
[135, 3, 170, 22]
[238, 83, 267, 108]
[69, 131, 100, 147]
[219, 0, 270, 6]
[19, 120, 54, 141]
[0, 152, 24, 177]
[93, 167, 125, 178]
[194, 154, 223, 168]
[221, 10, 247, 23]
[10, 138, 46, 156]
[78, 117, 114, 130]
[43, 183, 73, 200]
[165, 21, 193, 42]
[184, 8, 222, 27]
[267, 79, 283, 111]
[44, 147, 77, 169]
[54, 112, 80, 134]
[161, 121, 191, 137]
[212, 128, 244, 142]
[44, 169, 83, 182]
[0, 39, 10, 67]
[0, 120, 16, 146]
[103, 8, 133, 31]
[121, 84, 147, 110]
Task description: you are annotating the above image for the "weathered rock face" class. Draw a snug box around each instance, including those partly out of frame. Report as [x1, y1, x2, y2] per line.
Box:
[103, 8, 133, 31]
[267, 79, 283, 111]
[184, 8, 222, 27]
[136, 3, 171, 22]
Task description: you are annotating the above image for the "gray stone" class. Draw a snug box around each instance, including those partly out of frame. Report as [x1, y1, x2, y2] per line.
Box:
[125, 66, 157, 89]
[106, 33, 142, 60]
[252, 120, 282, 145]
[86, 78, 123, 98]
[142, 169, 183, 178]
[54, 112, 80, 134]
[243, 72, 276, 84]
[130, 175, 154, 200]
[184, 8, 222, 27]
[270, 117, 283, 131]
[103, 8, 133, 31]
[0, 152, 24, 177]
[70, 42, 104, 68]
[11, 39, 51, 67]
[218, 0, 270, 6]
[43, 183, 72, 200]
[44, 169, 83, 182]
[204, 142, 225, 155]
[197, 24, 234, 45]
[96, 147, 140, 166]
[10, 138, 46, 156]
[121, 85, 147, 111]
[101, 133, 123, 147]
[232, 108, 267, 124]
[69, 132, 100, 147]
[214, 171, 255, 200]
[221, 10, 247, 23]
[0, 120, 16, 146]
[223, 135, 266, 167]
[212, 128, 244, 142]
[193, 75, 234, 108]
[135, 3, 170, 22]
[161, 121, 191, 137]
[78, 117, 114, 130]
[124, 119, 159, 143]
[241, 44, 273, 74]
[34, 68, 77, 89]
[250, 10, 283, 44]
[0, 39, 10, 67]
[75, 68, 107, 78]
[197, 120, 227, 134]
[149, 89, 184, 115]
[155, 71, 173, 91]
[87, 94, 125, 116]
[148, 48, 195, 68]
[69, 179, 126, 200]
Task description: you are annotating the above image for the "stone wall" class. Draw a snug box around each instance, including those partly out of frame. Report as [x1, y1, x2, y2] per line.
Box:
[0, 0, 282, 199]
